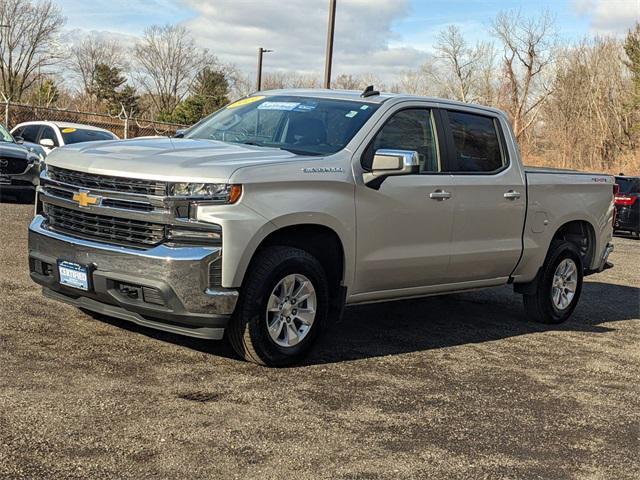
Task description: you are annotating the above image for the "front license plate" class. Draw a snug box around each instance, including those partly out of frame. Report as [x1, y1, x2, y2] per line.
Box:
[58, 261, 89, 291]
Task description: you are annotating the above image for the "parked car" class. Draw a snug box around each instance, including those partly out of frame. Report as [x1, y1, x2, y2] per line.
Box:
[28, 89, 615, 366]
[0, 123, 43, 200]
[614, 175, 640, 237]
[11, 121, 118, 154]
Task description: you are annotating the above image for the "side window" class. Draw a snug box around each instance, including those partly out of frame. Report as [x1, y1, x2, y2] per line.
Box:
[39, 126, 60, 146]
[20, 125, 41, 143]
[446, 111, 505, 173]
[12, 127, 24, 138]
[364, 109, 439, 173]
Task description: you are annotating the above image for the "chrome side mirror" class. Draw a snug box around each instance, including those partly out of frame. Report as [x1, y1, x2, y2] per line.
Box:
[39, 138, 55, 148]
[364, 149, 419, 186]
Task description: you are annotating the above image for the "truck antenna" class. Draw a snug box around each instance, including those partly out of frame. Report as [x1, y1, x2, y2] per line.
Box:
[361, 85, 379, 98]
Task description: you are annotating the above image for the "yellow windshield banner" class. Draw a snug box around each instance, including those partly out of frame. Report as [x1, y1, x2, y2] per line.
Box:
[227, 96, 265, 109]
[61, 128, 77, 133]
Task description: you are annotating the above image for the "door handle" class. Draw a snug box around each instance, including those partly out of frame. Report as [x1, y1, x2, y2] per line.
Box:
[503, 190, 521, 200]
[429, 190, 452, 200]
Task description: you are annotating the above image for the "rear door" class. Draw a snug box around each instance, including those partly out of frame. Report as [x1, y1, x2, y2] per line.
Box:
[440, 108, 526, 282]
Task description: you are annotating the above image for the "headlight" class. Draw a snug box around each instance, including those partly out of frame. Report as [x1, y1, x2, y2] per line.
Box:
[168, 183, 242, 203]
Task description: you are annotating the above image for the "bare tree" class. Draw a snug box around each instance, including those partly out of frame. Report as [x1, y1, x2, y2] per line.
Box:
[332, 74, 360, 90]
[434, 25, 485, 102]
[492, 10, 557, 143]
[543, 38, 635, 170]
[70, 35, 126, 97]
[0, 0, 65, 102]
[261, 71, 320, 91]
[134, 25, 212, 117]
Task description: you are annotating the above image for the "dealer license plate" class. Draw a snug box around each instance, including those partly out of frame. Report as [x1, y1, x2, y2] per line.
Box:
[58, 261, 89, 291]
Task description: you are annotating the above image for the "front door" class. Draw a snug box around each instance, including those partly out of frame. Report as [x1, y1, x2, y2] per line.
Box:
[354, 107, 456, 294]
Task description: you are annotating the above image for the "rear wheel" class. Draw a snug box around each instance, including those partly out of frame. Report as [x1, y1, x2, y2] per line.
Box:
[227, 246, 329, 366]
[523, 240, 584, 324]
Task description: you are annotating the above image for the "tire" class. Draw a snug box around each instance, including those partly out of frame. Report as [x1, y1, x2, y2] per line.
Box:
[523, 240, 584, 324]
[227, 246, 329, 366]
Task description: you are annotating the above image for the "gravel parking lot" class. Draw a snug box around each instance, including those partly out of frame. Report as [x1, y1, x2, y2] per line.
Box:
[1, 198, 638, 479]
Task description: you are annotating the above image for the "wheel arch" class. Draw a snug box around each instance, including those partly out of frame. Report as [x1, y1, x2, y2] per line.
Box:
[231, 217, 350, 295]
[551, 219, 596, 270]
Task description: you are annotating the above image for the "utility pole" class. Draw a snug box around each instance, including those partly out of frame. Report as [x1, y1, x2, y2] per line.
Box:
[323, 0, 337, 89]
[256, 47, 273, 91]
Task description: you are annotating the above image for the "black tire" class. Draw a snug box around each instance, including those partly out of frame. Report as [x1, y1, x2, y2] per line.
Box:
[523, 240, 584, 324]
[227, 246, 329, 366]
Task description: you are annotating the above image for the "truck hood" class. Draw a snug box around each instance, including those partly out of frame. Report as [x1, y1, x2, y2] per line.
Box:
[45, 137, 313, 183]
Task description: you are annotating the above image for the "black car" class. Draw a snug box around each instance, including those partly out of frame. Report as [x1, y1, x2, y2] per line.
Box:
[0, 123, 43, 201]
[614, 175, 640, 237]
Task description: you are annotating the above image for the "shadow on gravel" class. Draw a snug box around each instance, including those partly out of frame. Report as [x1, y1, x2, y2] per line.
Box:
[87, 281, 640, 365]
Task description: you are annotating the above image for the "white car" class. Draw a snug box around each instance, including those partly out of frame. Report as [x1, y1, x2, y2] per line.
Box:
[11, 121, 118, 154]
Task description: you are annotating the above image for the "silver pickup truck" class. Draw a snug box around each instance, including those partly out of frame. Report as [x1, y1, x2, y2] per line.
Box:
[28, 89, 615, 366]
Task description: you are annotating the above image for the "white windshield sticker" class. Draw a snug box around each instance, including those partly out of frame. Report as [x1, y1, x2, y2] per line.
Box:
[258, 101, 300, 111]
[345, 110, 359, 118]
[294, 103, 317, 112]
[360, 105, 369, 110]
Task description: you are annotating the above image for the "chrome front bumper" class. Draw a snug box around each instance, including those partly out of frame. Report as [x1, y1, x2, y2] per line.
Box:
[28, 215, 238, 340]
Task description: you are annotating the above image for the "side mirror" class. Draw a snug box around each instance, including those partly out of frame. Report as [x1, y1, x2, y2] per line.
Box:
[14, 136, 24, 144]
[174, 129, 186, 138]
[39, 138, 55, 148]
[363, 149, 420, 187]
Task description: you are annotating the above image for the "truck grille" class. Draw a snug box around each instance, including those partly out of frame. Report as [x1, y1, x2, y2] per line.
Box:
[44, 204, 166, 247]
[48, 166, 167, 196]
[0, 158, 28, 175]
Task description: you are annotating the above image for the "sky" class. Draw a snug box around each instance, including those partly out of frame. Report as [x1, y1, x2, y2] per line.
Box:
[58, 0, 640, 82]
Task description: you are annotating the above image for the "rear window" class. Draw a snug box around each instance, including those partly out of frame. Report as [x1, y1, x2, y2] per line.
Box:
[446, 111, 505, 173]
[615, 177, 640, 194]
[61, 128, 115, 145]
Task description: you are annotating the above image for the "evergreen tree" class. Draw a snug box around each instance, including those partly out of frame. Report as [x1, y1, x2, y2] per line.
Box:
[165, 68, 229, 124]
[30, 78, 60, 107]
[117, 85, 141, 116]
[88, 63, 126, 113]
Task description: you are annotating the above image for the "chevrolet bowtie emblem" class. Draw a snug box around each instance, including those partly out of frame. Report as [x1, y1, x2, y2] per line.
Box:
[73, 191, 100, 207]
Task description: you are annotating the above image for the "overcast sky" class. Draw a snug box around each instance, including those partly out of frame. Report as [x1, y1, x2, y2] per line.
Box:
[58, 0, 640, 81]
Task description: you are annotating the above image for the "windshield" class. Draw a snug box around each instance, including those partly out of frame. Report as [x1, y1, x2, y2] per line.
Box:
[616, 177, 640, 194]
[61, 128, 116, 145]
[186, 95, 380, 156]
[0, 124, 14, 143]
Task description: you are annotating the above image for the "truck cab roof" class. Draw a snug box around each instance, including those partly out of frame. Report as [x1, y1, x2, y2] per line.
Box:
[258, 88, 507, 117]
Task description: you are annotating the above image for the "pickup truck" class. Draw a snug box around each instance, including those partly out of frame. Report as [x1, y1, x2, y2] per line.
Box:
[28, 89, 615, 366]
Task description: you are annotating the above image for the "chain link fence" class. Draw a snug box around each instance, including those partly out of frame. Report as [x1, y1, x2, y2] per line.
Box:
[1, 102, 188, 139]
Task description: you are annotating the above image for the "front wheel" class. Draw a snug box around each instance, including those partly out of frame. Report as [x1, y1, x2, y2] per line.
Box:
[227, 246, 329, 366]
[523, 240, 584, 324]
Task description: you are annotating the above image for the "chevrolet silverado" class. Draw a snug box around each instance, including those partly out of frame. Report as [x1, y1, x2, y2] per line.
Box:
[28, 89, 615, 366]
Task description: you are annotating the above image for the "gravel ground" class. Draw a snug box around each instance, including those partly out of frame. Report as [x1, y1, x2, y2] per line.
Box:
[1, 198, 639, 480]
